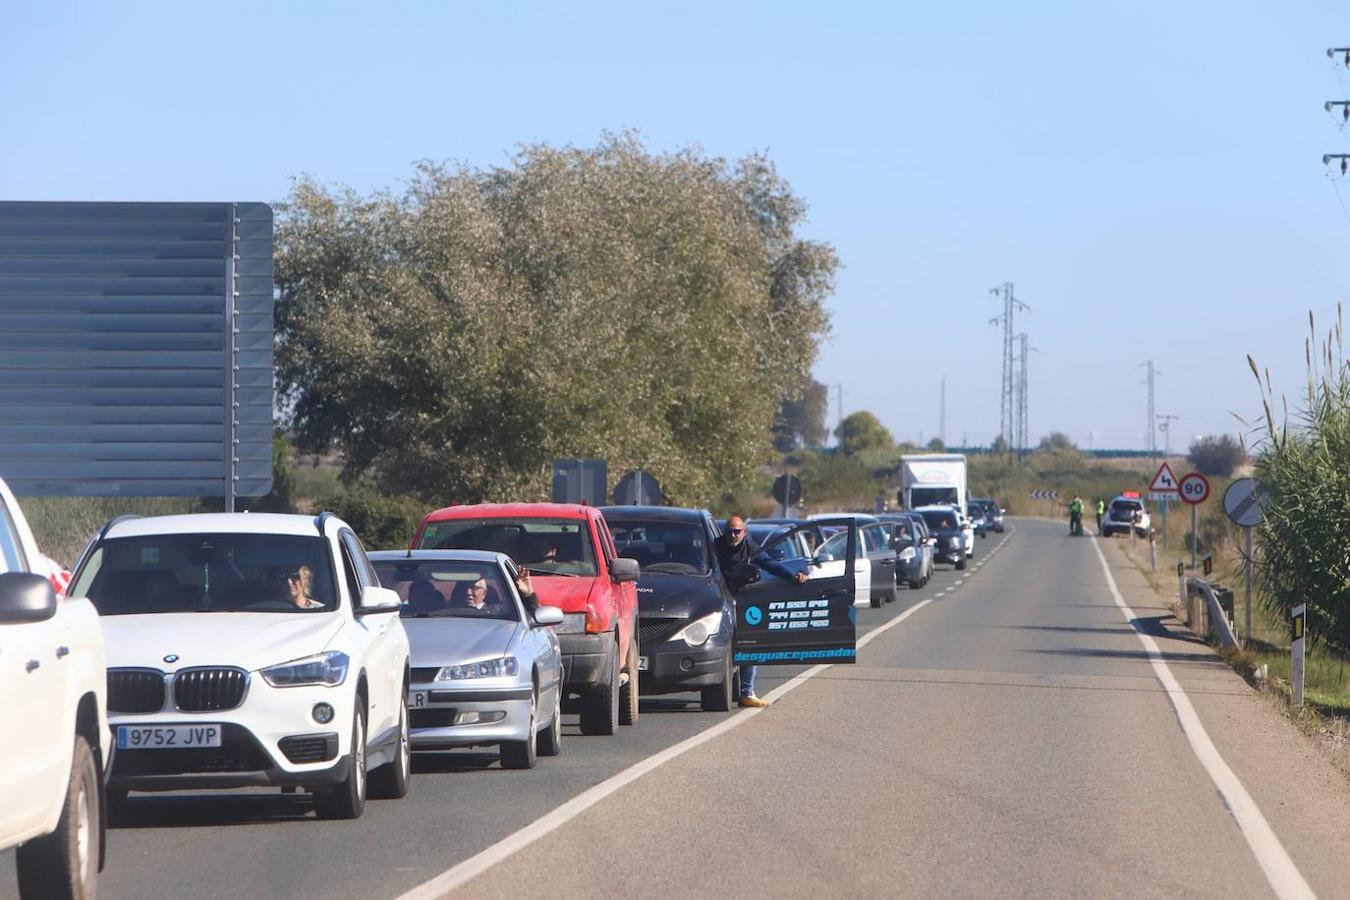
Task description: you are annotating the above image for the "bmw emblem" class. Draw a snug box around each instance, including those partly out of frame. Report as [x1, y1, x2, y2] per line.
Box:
[163, 654, 179, 664]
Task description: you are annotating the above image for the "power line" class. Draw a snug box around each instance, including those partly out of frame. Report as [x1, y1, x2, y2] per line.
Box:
[989, 282, 1029, 458]
[938, 377, 946, 447]
[1141, 361, 1160, 458]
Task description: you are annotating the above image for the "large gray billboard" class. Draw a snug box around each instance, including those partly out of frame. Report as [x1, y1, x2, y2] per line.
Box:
[0, 201, 274, 502]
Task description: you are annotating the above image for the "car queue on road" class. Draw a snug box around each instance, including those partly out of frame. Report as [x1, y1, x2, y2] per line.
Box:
[1, 480, 1000, 900]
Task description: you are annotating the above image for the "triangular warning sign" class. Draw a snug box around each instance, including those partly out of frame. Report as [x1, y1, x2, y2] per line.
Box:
[1149, 461, 1180, 493]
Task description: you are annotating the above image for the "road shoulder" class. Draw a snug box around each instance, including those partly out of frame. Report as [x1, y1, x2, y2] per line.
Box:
[1100, 537, 1350, 897]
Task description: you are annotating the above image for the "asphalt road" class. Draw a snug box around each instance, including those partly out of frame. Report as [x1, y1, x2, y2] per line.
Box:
[6, 520, 1350, 899]
[0, 528, 990, 900]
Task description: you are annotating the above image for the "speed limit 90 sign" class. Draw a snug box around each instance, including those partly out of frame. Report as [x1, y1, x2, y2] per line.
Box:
[1178, 472, 1211, 505]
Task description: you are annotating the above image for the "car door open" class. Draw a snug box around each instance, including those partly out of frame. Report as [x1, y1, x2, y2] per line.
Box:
[732, 518, 858, 666]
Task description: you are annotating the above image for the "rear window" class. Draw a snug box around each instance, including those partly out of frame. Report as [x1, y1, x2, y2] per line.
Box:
[919, 510, 957, 530]
[372, 559, 519, 621]
[1111, 500, 1143, 514]
[418, 518, 597, 576]
[609, 520, 710, 575]
[70, 533, 336, 615]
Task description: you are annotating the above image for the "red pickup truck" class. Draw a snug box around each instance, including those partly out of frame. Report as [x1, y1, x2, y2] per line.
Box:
[413, 503, 640, 736]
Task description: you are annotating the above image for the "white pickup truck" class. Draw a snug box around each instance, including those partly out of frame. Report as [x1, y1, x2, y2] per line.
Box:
[0, 477, 108, 900]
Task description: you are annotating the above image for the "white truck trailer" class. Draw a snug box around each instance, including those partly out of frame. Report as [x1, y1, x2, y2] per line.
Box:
[900, 454, 969, 511]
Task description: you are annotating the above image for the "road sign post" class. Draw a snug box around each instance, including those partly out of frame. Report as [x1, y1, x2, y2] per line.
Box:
[773, 474, 803, 518]
[1292, 604, 1306, 707]
[1223, 478, 1270, 643]
[1148, 462, 1181, 550]
[1178, 472, 1211, 570]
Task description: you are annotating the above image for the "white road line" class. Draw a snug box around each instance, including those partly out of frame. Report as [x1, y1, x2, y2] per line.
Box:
[1088, 537, 1316, 900]
[397, 594, 937, 899]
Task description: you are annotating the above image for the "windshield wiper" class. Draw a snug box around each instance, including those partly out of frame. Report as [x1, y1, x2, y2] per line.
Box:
[527, 567, 581, 577]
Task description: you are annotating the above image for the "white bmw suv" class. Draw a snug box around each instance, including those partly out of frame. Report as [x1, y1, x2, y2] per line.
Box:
[68, 511, 412, 820]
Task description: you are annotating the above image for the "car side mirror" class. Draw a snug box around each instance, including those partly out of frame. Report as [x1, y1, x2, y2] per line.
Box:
[533, 605, 564, 627]
[357, 585, 402, 615]
[610, 557, 640, 583]
[813, 551, 835, 564]
[0, 572, 57, 624]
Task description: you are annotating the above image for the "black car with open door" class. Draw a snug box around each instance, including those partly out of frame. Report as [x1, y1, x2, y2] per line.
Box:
[603, 506, 738, 712]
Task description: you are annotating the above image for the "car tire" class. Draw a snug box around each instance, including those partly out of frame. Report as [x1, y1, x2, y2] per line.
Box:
[500, 688, 539, 770]
[870, 591, 883, 609]
[537, 685, 563, 757]
[368, 692, 410, 800]
[885, 585, 897, 603]
[908, 576, 923, 589]
[314, 704, 367, 820]
[618, 632, 639, 727]
[16, 735, 100, 900]
[579, 639, 619, 736]
[701, 650, 734, 712]
[955, 559, 967, 571]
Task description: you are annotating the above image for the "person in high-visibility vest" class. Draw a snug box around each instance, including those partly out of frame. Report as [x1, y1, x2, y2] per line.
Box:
[1068, 496, 1084, 536]
[1095, 499, 1105, 534]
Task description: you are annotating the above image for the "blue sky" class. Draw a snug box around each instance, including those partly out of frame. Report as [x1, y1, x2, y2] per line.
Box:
[4, 1, 1349, 450]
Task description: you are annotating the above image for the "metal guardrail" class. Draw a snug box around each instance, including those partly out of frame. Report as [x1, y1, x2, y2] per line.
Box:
[1179, 576, 1240, 650]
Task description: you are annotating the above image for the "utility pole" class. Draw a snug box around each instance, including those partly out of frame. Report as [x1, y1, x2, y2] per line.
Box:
[939, 378, 947, 448]
[1157, 414, 1179, 458]
[1015, 332, 1034, 456]
[1141, 361, 1160, 458]
[830, 383, 845, 448]
[989, 282, 1029, 459]
[1325, 50, 1350, 175]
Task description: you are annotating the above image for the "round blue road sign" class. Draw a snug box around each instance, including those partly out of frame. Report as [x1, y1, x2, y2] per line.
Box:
[745, 606, 763, 626]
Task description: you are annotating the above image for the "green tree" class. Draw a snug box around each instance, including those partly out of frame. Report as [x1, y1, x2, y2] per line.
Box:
[772, 380, 828, 452]
[1188, 434, 1245, 477]
[926, 437, 945, 452]
[799, 449, 878, 509]
[834, 411, 893, 457]
[275, 134, 836, 504]
[1249, 312, 1350, 652]
[1037, 432, 1077, 451]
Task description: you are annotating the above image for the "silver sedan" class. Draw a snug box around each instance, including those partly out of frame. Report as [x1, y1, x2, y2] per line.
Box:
[369, 550, 565, 770]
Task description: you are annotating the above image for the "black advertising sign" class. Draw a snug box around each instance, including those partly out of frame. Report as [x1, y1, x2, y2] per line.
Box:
[731, 517, 858, 666]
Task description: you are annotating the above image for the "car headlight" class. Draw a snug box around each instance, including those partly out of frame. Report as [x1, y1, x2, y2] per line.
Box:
[261, 651, 350, 688]
[898, 546, 915, 562]
[948, 537, 961, 548]
[555, 613, 587, 634]
[673, 611, 723, 647]
[437, 657, 519, 680]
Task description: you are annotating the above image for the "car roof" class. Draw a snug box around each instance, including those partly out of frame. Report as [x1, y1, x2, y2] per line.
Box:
[368, 549, 507, 564]
[421, 502, 598, 522]
[102, 512, 340, 540]
[808, 513, 879, 523]
[599, 505, 707, 523]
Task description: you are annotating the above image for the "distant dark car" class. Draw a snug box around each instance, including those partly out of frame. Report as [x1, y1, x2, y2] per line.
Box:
[877, 514, 932, 588]
[602, 506, 737, 712]
[971, 498, 1005, 533]
[966, 503, 989, 538]
[915, 506, 967, 570]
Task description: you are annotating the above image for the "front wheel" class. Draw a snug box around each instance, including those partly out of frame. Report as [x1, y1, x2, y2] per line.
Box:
[618, 633, 640, 727]
[16, 735, 101, 900]
[579, 640, 620, 736]
[701, 650, 734, 712]
[537, 684, 563, 757]
[500, 688, 539, 769]
[955, 559, 967, 571]
[368, 692, 410, 799]
[314, 705, 367, 820]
